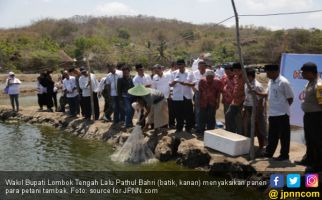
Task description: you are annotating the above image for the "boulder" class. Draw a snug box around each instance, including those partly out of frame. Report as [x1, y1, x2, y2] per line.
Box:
[146, 134, 159, 153]
[209, 161, 257, 179]
[176, 138, 210, 168]
[154, 136, 180, 162]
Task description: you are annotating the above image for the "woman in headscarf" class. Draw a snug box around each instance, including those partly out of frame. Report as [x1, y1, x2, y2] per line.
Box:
[128, 84, 168, 131]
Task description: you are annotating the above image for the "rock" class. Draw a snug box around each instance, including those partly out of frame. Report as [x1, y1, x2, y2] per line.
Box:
[118, 132, 130, 145]
[0, 109, 19, 121]
[154, 136, 180, 162]
[176, 138, 210, 168]
[146, 134, 159, 153]
[209, 161, 257, 179]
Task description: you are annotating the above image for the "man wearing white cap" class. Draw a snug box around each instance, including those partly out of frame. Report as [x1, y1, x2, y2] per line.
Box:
[5, 72, 21, 112]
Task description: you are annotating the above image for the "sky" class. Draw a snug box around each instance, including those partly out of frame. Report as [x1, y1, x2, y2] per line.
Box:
[1, 0, 322, 30]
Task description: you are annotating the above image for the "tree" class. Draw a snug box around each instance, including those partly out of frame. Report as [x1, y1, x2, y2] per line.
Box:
[117, 28, 130, 40]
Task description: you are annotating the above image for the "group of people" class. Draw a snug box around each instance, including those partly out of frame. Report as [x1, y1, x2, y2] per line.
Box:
[3, 57, 321, 171]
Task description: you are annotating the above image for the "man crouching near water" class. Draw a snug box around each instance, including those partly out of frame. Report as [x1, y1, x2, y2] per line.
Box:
[128, 84, 168, 132]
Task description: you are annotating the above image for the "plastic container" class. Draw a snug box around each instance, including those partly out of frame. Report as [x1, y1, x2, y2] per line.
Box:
[204, 129, 251, 156]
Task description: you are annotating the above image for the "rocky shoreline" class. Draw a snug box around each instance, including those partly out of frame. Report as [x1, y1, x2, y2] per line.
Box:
[0, 106, 307, 191]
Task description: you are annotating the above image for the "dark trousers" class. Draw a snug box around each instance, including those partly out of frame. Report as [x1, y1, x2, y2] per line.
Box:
[37, 94, 45, 109]
[200, 104, 215, 133]
[123, 96, 134, 127]
[9, 94, 19, 111]
[67, 95, 79, 116]
[167, 98, 176, 127]
[173, 98, 194, 132]
[79, 94, 85, 116]
[304, 111, 322, 170]
[46, 92, 54, 109]
[225, 104, 243, 134]
[82, 93, 100, 120]
[266, 114, 290, 158]
[103, 96, 113, 120]
[58, 94, 67, 112]
[111, 96, 123, 123]
[194, 92, 201, 132]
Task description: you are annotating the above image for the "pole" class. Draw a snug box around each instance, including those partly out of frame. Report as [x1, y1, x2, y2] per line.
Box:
[231, 0, 257, 160]
[86, 58, 95, 121]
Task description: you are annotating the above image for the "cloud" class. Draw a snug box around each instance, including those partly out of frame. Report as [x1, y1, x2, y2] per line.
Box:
[244, 0, 313, 11]
[95, 2, 137, 16]
[196, 0, 217, 2]
[307, 12, 322, 19]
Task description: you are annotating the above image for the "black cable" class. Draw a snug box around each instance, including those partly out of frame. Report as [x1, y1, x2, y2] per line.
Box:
[240, 9, 322, 17]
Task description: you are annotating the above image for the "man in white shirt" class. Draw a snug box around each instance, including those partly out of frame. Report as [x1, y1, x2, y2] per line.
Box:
[215, 64, 225, 80]
[152, 64, 172, 128]
[62, 70, 79, 117]
[243, 68, 267, 152]
[164, 62, 178, 128]
[79, 68, 100, 120]
[105, 64, 124, 124]
[191, 53, 204, 72]
[169, 59, 195, 133]
[256, 64, 294, 161]
[98, 76, 112, 122]
[152, 64, 171, 98]
[133, 64, 152, 87]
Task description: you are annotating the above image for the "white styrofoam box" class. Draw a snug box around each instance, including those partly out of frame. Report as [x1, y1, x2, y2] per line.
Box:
[204, 129, 251, 156]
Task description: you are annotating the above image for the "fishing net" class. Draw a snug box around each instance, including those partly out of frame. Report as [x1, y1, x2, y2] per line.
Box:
[111, 125, 156, 164]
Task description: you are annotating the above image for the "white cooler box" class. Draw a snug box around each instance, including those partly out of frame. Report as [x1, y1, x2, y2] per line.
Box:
[204, 129, 251, 156]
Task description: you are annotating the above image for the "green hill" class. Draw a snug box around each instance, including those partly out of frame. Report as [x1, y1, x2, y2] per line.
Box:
[1, 15, 322, 73]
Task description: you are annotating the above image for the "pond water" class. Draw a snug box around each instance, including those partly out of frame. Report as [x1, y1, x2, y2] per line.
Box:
[0, 123, 264, 199]
[0, 123, 182, 171]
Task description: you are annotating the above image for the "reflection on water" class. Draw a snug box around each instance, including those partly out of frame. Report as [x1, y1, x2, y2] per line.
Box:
[0, 123, 266, 199]
[0, 123, 182, 171]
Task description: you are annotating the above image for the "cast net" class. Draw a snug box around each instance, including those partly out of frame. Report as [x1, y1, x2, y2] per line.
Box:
[111, 125, 156, 164]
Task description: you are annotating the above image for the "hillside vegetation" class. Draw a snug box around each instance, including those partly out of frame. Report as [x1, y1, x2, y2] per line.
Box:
[1, 15, 322, 73]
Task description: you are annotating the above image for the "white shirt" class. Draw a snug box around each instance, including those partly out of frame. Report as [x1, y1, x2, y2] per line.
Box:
[7, 77, 21, 95]
[63, 76, 78, 98]
[171, 70, 195, 101]
[152, 72, 172, 98]
[133, 73, 152, 86]
[193, 69, 209, 91]
[268, 75, 294, 116]
[215, 67, 225, 80]
[191, 58, 202, 72]
[98, 77, 107, 93]
[243, 80, 264, 107]
[105, 72, 122, 96]
[79, 73, 99, 97]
